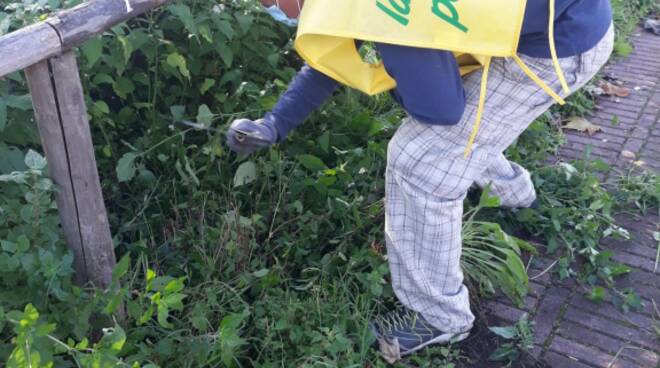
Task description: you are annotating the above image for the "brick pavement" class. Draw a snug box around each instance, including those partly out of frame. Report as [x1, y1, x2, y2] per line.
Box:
[558, 29, 660, 173]
[486, 29, 660, 368]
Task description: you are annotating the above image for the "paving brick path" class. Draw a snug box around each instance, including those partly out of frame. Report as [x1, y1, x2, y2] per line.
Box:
[486, 29, 660, 367]
[559, 29, 660, 173]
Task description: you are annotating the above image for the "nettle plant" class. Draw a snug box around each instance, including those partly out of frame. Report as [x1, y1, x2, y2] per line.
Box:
[503, 146, 636, 306]
[0, 0, 655, 366]
[0, 150, 74, 313]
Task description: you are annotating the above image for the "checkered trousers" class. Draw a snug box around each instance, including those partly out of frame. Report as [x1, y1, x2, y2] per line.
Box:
[384, 26, 614, 333]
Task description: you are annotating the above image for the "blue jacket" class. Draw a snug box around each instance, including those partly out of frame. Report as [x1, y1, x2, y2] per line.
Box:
[266, 0, 612, 141]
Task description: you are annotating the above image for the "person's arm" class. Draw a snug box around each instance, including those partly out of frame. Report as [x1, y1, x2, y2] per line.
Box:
[266, 64, 340, 141]
[226, 64, 339, 154]
[376, 43, 466, 125]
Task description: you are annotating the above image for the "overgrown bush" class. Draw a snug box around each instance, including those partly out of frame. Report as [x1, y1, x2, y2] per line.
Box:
[1, 0, 657, 366]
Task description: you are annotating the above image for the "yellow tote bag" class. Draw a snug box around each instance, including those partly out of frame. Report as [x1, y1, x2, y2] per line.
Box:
[294, 0, 570, 156]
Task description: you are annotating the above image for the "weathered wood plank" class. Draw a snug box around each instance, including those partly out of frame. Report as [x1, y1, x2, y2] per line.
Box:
[0, 23, 61, 78]
[0, 0, 167, 77]
[49, 0, 168, 49]
[24, 60, 87, 285]
[50, 51, 116, 289]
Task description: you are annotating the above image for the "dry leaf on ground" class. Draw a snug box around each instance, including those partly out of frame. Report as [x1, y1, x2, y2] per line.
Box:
[621, 150, 637, 160]
[562, 117, 602, 135]
[598, 80, 631, 97]
[377, 337, 402, 364]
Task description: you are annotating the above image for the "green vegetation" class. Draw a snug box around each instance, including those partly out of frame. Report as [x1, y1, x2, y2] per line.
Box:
[611, 0, 659, 56]
[488, 314, 535, 365]
[0, 0, 657, 367]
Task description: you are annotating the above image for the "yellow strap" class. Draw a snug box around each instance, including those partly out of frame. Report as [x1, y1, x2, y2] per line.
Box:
[549, 0, 570, 94]
[512, 55, 566, 105]
[462, 0, 569, 158]
[464, 56, 492, 158]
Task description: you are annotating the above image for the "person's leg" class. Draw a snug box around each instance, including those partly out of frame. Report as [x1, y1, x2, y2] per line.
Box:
[385, 124, 483, 334]
[379, 26, 615, 353]
[474, 25, 615, 208]
[475, 153, 537, 208]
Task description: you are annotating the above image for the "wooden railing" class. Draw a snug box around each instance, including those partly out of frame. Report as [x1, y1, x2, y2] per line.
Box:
[0, 0, 167, 288]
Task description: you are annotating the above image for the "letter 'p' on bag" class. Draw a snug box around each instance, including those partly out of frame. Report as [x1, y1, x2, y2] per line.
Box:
[294, 0, 570, 156]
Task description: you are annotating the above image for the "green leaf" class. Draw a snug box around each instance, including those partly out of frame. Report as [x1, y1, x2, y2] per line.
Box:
[93, 73, 114, 85]
[113, 77, 135, 99]
[0, 12, 10, 36]
[489, 326, 516, 339]
[81, 36, 103, 66]
[253, 269, 269, 278]
[35, 322, 56, 336]
[168, 4, 197, 35]
[6, 94, 32, 111]
[1, 240, 16, 253]
[318, 131, 330, 153]
[146, 269, 156, 291]
[479, 186, 501, 208]
[166, 53, 190, 79]
[220, 310, 249, 332]
[170, 105, 185, 121]
[104, 291, 123, 315]
[196, 104, 213, 126]
[504, 249, 528, 284]
[200, 78, 216, 95]
[99, 325, 126, 353]
[214, 20, 234, 39]
[163, 277, 185, 294]
[198, 23, 213, 43]
[297, 155, 328, 172]
[233, 161, 257, 187]
[117, 35, 133, 63]
[218, 310, 249, 367]
[162, 293, 186, 310]
[21, 304, 40, 326]
[24, 149, 47, 170]
[489, 345, 515, 361]
[218, 44, 233, 68]
[0, 100, 6, 131]
[138, 304, 154, 325]
[116, 152, 138, 182]
[157, 303, 173, 329]
[587, 286, 606, 303]
[16, 235, 29, 252]
[112, 254, 131, 282]
[93, 100, 110, 115]
[191, 304, 208, 332]
[235, 13, 254, 34]
[614, 40, 633, 57]
[0, 172, 28, 184]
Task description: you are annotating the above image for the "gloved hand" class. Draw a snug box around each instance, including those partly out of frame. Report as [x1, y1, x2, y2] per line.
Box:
[226, 118, 278, 154]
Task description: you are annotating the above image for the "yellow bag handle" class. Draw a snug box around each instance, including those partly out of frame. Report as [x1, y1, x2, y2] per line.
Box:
[464, 56, 492, 157]
[463, 0, 570, 157]
[548, 0, 571, 94]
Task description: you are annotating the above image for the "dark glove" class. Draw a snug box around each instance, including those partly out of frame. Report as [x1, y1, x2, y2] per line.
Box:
[226, 118, 278, 154]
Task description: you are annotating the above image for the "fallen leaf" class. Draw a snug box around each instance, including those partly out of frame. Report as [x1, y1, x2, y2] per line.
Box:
[233, 161, 257, 187]
[584, 85, 605, 96]
[562, 117, 602, 135]
[377, 336, 402, 364]
[620, 150, 636, 160]
[598, 80, 630, 97]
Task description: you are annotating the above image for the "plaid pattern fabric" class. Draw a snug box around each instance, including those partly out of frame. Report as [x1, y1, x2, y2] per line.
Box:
[385, 26, 614, 333]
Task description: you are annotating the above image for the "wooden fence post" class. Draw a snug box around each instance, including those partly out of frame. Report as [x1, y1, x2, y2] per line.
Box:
[25, 52, 115, 289]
